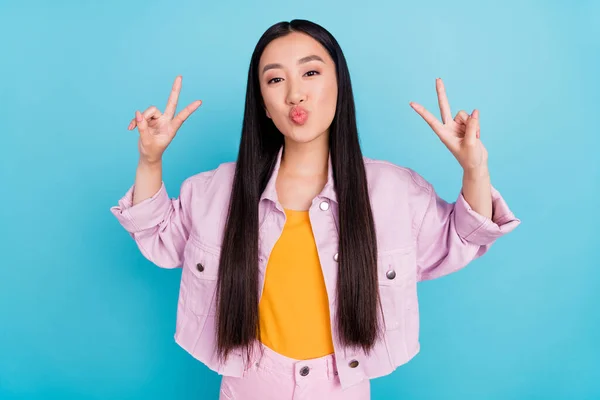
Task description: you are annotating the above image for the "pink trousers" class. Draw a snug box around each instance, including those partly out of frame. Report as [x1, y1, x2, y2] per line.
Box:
[219, 343, 371, 399]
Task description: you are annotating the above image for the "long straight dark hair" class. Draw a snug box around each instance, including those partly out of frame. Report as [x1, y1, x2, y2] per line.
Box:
[215, 19, 383, 366]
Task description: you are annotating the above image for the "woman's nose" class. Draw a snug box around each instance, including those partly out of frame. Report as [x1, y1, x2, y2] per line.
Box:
[286, 79, 307, 105]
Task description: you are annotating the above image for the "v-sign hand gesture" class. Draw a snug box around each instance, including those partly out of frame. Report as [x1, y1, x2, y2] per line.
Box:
[409, 78, 488, 172]
[127, 75, 202, 165]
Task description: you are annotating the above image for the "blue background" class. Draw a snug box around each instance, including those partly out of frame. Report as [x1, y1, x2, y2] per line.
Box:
[1, 0, 598, 398]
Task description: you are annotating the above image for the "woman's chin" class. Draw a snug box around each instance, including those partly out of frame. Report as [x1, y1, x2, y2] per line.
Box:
[283, 130, 325, 144]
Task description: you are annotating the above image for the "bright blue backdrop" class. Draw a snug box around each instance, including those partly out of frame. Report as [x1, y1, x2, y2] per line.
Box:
[1, 0, 598, 398]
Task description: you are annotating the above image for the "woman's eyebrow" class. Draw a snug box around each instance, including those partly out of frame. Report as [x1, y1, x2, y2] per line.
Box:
[262, 55, 325, 75]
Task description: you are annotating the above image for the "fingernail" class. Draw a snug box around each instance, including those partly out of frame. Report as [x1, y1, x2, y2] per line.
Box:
[136, 112, 142, 122]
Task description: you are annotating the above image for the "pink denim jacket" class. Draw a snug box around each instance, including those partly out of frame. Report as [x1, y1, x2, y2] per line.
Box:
[110, 146, 520, 390]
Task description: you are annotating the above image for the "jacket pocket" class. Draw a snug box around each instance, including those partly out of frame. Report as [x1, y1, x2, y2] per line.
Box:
[377, 246, 416, 331]
[181, 236, 221, 317]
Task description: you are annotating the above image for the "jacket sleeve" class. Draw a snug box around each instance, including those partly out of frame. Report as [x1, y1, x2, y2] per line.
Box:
[414, 180, 521, 282]
[109, 177, 195, 269]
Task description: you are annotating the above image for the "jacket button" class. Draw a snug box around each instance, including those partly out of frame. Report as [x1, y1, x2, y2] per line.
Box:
[348, 360, 359, 368]
[196, 263, 204, 272]
[299, 366, 310, 376]
[319, 201, 330, 211]
[333, 252, 339, 262]
[386, 269, 396, 280]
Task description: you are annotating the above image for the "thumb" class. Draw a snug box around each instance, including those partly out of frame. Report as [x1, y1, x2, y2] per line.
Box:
[465, 109, 479, 146]
[135, 110, 149, 137]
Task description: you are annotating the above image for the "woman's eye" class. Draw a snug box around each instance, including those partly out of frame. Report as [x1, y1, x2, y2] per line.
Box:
[267, 71, 320, 85]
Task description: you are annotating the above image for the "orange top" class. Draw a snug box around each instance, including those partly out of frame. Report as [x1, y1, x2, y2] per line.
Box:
[258, 208, 335, 360]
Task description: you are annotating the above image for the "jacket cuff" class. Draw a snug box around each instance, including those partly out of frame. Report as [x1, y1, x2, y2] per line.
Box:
[454, 185, 521, 246]
[110, 182, 170, 233]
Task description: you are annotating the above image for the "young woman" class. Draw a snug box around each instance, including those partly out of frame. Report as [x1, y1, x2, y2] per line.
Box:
[112, 19, 520, 400]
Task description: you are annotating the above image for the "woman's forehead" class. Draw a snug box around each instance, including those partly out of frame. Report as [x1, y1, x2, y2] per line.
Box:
[259, 32, 330, 68]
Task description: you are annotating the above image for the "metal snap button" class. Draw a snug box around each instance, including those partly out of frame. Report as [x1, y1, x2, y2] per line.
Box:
[319, 201, 330, 211]
[196, 263, 204, 272]
[333, 252, 339, 262]
[386, 269, 396, 280]
[299, 366, 310, 376]
[348, 360, 359, 368]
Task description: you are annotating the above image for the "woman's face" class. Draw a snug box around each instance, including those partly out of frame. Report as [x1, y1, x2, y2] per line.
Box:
[258, 31, 338, 144]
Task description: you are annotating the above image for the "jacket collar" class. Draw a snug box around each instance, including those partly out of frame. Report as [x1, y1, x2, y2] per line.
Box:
[260, 145, 338, 205]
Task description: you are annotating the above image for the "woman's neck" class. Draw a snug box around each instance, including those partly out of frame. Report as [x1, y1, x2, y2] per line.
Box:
[280, 134, 329, 179]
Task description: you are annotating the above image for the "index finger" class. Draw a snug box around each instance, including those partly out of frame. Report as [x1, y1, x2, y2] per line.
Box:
[164, 75, 182, 118]
[436, 78, 452, 124]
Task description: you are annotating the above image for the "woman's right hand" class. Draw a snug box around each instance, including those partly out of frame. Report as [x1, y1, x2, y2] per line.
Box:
[127, 75, 202, 165]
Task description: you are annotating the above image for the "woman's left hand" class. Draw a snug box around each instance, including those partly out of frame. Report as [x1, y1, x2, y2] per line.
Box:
[409, 78, 488, 172]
